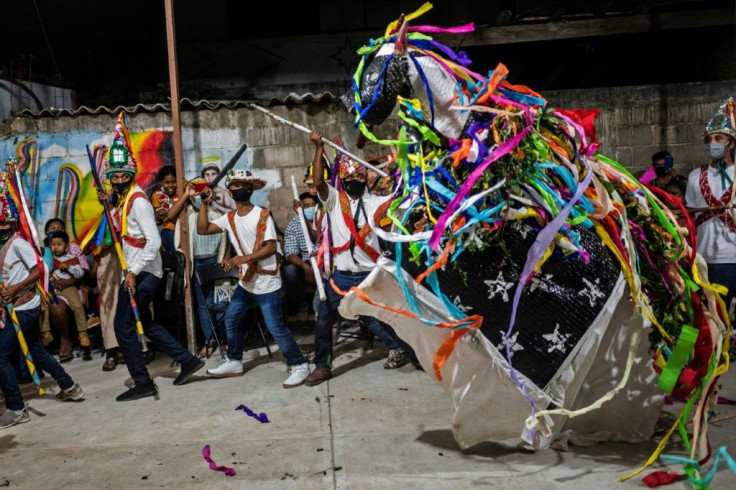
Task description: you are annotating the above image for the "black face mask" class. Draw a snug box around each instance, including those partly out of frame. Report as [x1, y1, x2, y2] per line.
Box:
[0, 227, 14, 244]
[112, 181, 132, 195]
[231, 188, 253, 203]
[653, 166, 668, 178]
[344, 180, 366, 197]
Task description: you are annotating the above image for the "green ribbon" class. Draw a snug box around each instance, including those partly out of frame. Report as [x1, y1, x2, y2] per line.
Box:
[656, 324, 698, 394]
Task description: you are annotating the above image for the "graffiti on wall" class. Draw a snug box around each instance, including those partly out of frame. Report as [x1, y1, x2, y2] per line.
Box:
[0, 127, 280, 244]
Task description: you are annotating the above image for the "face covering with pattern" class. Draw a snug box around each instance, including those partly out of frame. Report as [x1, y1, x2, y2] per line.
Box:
[344, 180, 366, 197]
[0, 227, 13, 245]
[112, 181, 133, 195]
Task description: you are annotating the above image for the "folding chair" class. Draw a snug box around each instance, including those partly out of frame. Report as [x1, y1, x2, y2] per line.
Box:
[194, 263, 273, 360]
[335, 317, 374, 350]
[157, 250, 187, 344]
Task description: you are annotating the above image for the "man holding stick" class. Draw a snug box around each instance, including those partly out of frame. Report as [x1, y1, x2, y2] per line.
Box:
[303, 131, 413, 386]
[685, 97, 736, 314]
[0, 167, 85, 429]
[197, 168, 311, 388]
[102, 118, 204, 402]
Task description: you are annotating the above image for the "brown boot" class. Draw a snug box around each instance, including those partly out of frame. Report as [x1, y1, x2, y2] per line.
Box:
[78, 332, 91, 347]
[41, 331, 54, 348]
[304, 368, 332, 386]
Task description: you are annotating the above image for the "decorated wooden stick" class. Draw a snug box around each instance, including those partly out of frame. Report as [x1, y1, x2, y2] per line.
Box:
[291, 175, 327, 301]
[86, 145, 148, 352]
[248, 103, 388, 177]
[0, 274, 44, 395]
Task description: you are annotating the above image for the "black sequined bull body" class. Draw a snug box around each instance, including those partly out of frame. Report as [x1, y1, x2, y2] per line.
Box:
[337, 21, 668, 449]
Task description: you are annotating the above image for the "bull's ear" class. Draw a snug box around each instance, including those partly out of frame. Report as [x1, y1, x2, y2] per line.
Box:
[394, 14, 408, 55]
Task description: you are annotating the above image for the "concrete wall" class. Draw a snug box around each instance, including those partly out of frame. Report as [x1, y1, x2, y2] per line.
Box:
[0, 79, 732, 241]
[545, 80, 736, 177]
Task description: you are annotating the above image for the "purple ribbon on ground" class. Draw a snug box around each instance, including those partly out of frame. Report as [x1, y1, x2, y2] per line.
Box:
[202, 444, 236, 477]
[236, 404, 270, 423]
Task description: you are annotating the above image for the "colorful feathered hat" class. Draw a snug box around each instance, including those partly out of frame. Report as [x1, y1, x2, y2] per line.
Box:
[224, 169, 266, 189]
[105, 112, 138, 177]
[704, 97, 736, 140]
[333, 138, 364, 179]
[0, 161, 20, 222]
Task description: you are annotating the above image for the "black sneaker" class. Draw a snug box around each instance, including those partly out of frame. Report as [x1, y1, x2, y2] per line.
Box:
[116, 381, 158, 402]
[173, 357, 205, 386]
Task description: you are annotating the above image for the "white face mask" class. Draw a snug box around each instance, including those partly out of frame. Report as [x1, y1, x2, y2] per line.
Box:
[707, 142, 727, 161]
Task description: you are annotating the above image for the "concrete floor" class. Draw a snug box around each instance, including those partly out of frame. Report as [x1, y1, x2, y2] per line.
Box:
[1, 332, 735, 489]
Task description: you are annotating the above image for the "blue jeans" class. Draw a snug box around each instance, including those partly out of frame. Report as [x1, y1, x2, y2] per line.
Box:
[0, 307, 74, 411]
[224, 286, 305, 366]
[193, 256, 224, 343]
[284, 263, 309, 313]
[313, 270, 401, 369]
[708, 263, 736, 314]
[160, 228, 175, 252]
[114, 272, 195, 385]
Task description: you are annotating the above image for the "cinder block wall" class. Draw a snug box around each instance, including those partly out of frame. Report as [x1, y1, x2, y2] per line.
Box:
[545, 80, 735, 177]
[0, 80, 732, 233]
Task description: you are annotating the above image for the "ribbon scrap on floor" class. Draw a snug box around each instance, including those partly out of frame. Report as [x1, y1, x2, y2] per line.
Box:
[236, 404, 270, 423]
[202, 444, 236, 477]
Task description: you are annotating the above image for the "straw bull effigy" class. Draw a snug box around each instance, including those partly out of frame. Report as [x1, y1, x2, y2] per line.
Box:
[335, 3, 732, 485]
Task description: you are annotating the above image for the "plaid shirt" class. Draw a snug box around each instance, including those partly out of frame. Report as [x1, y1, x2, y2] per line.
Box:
[284, 216, 310, 261]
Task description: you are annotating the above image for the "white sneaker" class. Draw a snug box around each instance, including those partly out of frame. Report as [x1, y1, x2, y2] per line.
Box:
[206, 358, 244, 378]
[282, 363, 310, 388]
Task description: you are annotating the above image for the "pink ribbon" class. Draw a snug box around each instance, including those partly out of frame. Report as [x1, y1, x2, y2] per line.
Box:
[409, 23, 475, 34]
[202, 445, 236, 477]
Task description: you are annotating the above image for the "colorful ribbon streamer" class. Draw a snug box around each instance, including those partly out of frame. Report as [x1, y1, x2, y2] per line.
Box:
[201, 445, 236, 477]
[235, 404, 270, 423]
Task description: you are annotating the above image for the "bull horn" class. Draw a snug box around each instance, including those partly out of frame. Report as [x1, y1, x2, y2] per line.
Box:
[394, 14, 408, 55]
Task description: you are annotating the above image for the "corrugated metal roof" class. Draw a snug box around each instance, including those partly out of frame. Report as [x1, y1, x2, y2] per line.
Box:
[17, 92, 339, 118]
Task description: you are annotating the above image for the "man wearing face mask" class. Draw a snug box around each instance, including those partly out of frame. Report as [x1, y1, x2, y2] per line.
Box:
[284, 192, 318, 323]
[685, 97, 736, 314]
[650, 151, 685, 190]
[303, 131, 412, 387]
[102, 117, 204, 402]
[197, 169, 311, 388]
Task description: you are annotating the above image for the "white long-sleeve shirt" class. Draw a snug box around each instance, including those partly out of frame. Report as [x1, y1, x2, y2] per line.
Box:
[113, 185, 162, 278]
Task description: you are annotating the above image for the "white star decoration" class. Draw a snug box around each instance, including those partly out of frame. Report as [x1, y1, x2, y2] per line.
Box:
[529, 273, 554, 294]
[578, 277, 605, 307]
[497, 330, 524, 357]
[484, 271, 514, 302]
[542, 324, 571, 354]
[452, 295, 472, 313]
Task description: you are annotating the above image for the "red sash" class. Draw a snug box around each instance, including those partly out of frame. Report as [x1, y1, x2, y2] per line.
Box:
[694, 164, 736, 232]
[331, 191, 383, 262]
[122, 235, 147, 248]
[227, 208, 280, 281]
[112, 191, 150, 232]
[52, 256, 81, 270]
